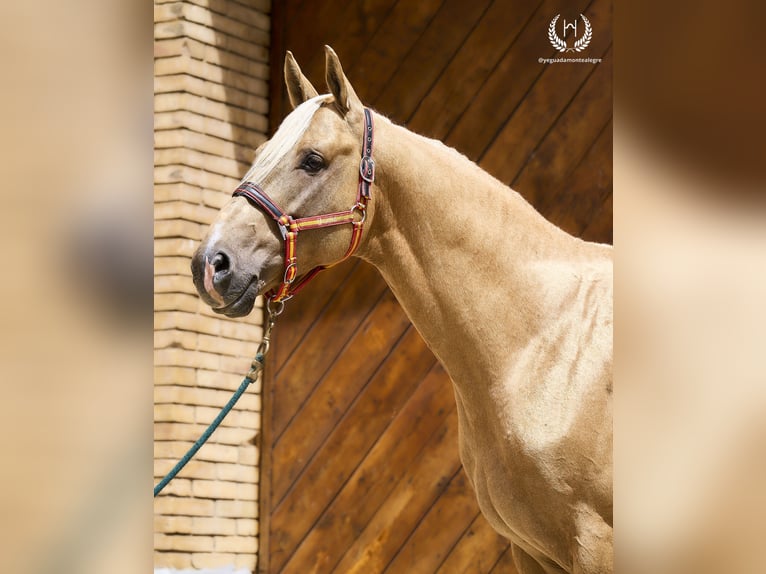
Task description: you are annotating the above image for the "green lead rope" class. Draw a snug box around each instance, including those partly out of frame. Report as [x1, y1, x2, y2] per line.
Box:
[154, 293, 281, 497]
[153, 353, 265, 497]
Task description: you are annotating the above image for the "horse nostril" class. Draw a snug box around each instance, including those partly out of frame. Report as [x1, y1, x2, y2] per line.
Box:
[211, 251, 230, 274]
[210, 251, 233, 294]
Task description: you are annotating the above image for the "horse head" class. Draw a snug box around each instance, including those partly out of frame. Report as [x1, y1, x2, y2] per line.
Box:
[191, 46, 372, 317]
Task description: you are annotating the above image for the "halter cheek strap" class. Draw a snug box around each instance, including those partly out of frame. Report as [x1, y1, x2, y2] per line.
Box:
[232, 107, 375, 303]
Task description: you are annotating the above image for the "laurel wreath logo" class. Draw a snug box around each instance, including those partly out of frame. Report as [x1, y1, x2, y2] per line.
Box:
[548, 14, 592, 53]
[548, 15, 567, 52]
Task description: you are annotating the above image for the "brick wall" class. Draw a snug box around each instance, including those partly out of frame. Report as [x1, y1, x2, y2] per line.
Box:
[153, 0, 270, 570]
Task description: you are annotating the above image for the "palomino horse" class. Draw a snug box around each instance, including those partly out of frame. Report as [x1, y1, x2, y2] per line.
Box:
[192, 46, 613, 574]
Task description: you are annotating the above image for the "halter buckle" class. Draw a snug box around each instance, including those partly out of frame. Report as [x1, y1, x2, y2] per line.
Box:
[360, 156, 375, 184]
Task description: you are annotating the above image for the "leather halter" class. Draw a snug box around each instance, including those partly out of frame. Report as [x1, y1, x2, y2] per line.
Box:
[232, 107, 375, 303]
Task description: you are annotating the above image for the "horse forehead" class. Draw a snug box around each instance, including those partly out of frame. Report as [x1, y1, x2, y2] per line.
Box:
[302, 107, 354, 146]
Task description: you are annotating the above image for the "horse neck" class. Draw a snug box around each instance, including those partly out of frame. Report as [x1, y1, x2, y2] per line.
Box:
[359, 115, 591, 392]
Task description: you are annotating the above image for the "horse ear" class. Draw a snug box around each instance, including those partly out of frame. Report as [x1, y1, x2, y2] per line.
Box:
[284, 51, 318, 109]
[324, 45, 362, 117]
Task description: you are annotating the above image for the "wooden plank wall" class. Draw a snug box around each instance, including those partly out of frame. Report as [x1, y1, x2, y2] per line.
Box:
[260, 0, 611, 572]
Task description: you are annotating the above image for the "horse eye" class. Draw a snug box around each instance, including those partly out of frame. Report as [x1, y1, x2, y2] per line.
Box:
[301, 153, 325, 174]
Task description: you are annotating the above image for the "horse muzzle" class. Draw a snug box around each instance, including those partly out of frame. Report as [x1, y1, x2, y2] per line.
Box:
[191, 245, 261, 317]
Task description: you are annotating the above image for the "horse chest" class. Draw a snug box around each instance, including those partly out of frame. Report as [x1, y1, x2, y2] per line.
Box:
[453, 389, 577, 566]
[452, 349, 611, 570]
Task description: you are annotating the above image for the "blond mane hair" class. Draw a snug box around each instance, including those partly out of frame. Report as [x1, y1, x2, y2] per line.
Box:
[241, 94, 330, 184]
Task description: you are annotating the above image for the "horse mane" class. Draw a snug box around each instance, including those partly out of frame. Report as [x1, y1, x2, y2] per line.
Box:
[241, 94, 331, 184]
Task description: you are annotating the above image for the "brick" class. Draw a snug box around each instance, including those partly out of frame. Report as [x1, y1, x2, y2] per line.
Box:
[235, 552, 257, 569]
[154, 200, 224, 225]
[154, 37, 197, 59]
[195, 372, 245, 393]
[155, 255, 193, 276]
[217, 463, 258, 484]
[153, 2, 183, 24]
[238, 445, 258, 466]
[196, 367, 253, 390]
[214, 535, 257, 553]
[155, 74, 268, 116]
[154, 92, 267, 131]
[200, 444, 239, 462]
[180, 3, 267, 42]
[197, 443, 241, 464]
[154, 273, 199, 295]
[154, 497, 214, 517]
[154, 109, 268, 147]
[154, 422, 204, 442]
[154, 402, 196, 422]
[155, 385, 233, 407]
[154, 219, 205, 241]
[154, 34, 269, 71]
[154, 182, 204, 204]
[154, 237, 197, 257]
[201, 188, 231, 209]
[191, 553, 237, 570]
[154, 308, 206, 335]
[155, 533, 214, 553]
[154, 20, 269, 63]
[197, 333, 257, 357]
[161, 478, 192, 497]
[155, 515, 193, 534]
[154, 19, 185, 41]
[215, 426, 258, 446]
[155, 147, 248, 180]
[216, 499, 257, 518]
[154, 311, 230, 335]
[154, 423, 255, 447]
[154, 148, 251, 180]
[155, 56, 269, 96]
[154, 458, 218, 480]
[154, 293, 200, 312]
[154, 348, 219, 370]
[155, 440, 192, 459]
[240, 411, 260, 433]
[182, 0, 271, 31]
[155, 441, 239, 464]
[219, 316, 264, 340]
[220, 354, 258, 375]
[154, 129, 256, 168]
[236, 518, 258, 536]
[193, 479, 241, 500]
[154, 163, 241, 191]
[155, 384, 261, 411]
[154, 164, 183, 185]
[237, 482, 257, 501]
[192, 516, 237, 536]
[196, 405, 254, 427]
[154, 551, 192, 570]
[154, 365, 197, 385]
[154, 330, 198, 351]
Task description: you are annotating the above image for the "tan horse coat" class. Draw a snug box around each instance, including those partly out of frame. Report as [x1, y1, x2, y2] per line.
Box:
[193, 47, 613, 574]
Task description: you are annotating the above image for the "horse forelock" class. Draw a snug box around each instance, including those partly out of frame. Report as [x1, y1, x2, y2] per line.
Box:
[241, 94, 330, 184]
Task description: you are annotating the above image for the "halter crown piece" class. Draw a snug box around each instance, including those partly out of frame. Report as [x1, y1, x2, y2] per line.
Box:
[232, 108, 375, 304]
